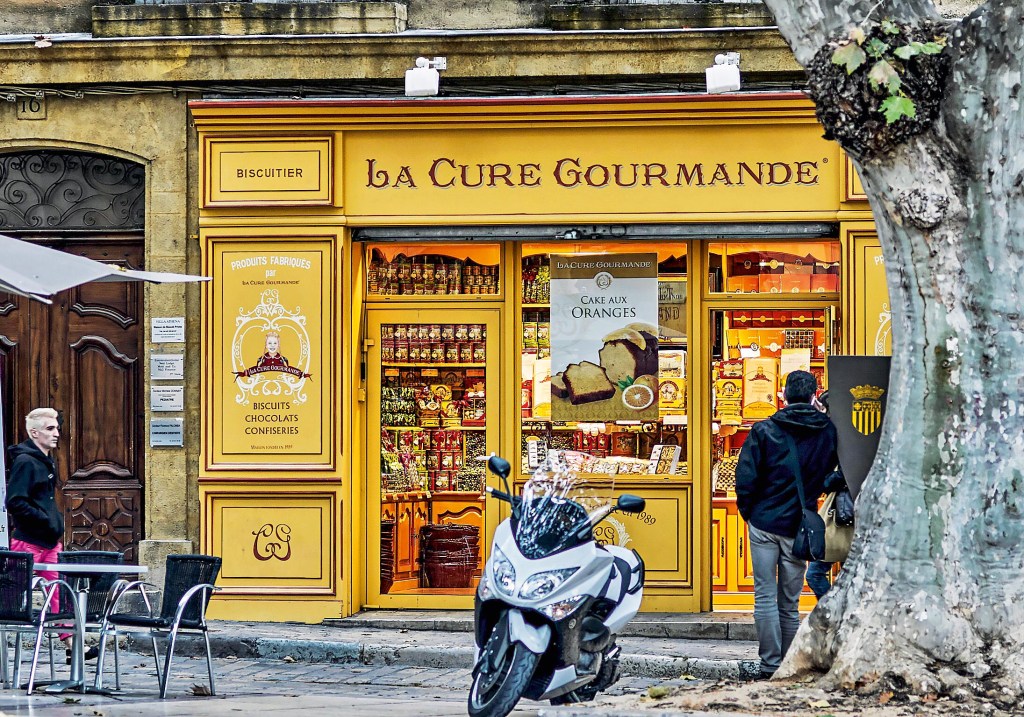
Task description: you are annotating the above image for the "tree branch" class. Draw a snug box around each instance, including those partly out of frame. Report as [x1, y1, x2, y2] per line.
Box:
[763, 0, 944, 65]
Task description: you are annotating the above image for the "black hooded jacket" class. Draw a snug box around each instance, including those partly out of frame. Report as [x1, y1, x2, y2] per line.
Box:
[5, 439, 63, 549]
[735, 403, 841, 538]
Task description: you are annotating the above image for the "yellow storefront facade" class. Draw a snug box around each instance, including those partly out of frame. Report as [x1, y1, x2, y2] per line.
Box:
[191, 93, 891, 622]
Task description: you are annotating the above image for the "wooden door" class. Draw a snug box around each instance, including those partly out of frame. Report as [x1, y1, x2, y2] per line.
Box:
[0, 237, 144, 561]
[710, 506, 728, 589]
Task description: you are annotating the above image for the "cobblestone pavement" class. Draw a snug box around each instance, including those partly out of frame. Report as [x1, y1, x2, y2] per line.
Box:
[0, 650, 671, 716]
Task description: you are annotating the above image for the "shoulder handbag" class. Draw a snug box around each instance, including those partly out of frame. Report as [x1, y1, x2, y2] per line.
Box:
[781, 432, 826, 562]
[818, 491, 855, 563]
[834, 485, 855, 527]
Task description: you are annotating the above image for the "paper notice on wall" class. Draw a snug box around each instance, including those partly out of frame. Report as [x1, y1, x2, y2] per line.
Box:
[550, 253, 660, 422]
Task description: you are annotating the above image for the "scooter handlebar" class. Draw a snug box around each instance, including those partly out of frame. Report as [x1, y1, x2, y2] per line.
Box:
[486, 485, 514, 503]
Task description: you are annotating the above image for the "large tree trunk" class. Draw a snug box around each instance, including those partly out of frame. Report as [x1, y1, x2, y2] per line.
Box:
[761, 0, 1024, 701]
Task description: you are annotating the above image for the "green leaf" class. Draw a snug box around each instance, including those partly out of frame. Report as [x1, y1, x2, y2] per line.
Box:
[865, 38, 890, 59]
[897, 41, 945, 59]
[832, 42, 866, 74]
[880, 19, 900, 36]
[880, 95, 917, 124]
[894, 44, 919, 60]
[868, 60, 902, 93]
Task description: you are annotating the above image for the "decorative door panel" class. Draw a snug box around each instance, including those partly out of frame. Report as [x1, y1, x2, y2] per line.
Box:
[66, 336, 137, 482]
[64, 488, 140, 562]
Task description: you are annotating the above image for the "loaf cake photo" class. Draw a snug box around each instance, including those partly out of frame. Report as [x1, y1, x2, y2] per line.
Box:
[562, 361, 616, 405]
[598, 324, 659, 384]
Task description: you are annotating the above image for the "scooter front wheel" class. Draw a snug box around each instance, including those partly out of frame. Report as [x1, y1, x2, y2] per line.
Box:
[468, 638, 539, 717]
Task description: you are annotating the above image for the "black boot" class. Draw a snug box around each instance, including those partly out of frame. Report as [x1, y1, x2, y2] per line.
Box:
[65, 646, 101, 665]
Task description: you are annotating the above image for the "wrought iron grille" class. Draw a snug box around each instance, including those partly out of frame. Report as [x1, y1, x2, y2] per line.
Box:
[0, 151, 145, 232]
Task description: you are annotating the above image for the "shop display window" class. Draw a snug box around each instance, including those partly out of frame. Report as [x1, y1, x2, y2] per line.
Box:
[366, 243, 501, 298]
[378, 320, 487, 596]
[519, 242, 688, 478]
[708, 241, 841, 295]
[710, 307, 828, 483]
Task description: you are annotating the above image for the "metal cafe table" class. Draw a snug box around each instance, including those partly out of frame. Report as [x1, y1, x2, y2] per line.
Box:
[33, 562, 148, 694]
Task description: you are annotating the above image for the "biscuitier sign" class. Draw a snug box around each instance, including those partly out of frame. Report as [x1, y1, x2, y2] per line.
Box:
[551, 253, 660, 422]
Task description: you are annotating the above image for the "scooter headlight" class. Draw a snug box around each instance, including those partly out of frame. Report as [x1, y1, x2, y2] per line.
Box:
[519, 567, 578, 600]
[491, 547, 517, 595]
[538, 594, 587, 620]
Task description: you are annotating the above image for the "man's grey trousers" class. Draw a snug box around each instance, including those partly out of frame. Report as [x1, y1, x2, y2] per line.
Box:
[748, 524, 807, 674]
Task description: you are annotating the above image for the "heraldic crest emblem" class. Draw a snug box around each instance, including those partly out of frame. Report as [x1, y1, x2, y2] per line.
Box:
[850, 384, 885, 436]
[232, 289, 312, 405]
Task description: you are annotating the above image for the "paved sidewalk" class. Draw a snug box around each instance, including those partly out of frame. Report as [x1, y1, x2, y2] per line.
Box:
[155, 614, 760, 681]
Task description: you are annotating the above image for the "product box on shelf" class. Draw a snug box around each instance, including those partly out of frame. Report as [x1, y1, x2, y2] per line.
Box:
[726, 276, 759, 293]
[741, 357, 779, 420]
[758, 275, 783, 294]
[659, 377, 686, 413]
[811, 274, 840, 292]
[781, 275, 812, 293]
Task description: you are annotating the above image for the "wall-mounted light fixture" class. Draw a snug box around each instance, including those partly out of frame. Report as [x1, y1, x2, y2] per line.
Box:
[405, 56, 447, 97]
[705, 52, 741, 94]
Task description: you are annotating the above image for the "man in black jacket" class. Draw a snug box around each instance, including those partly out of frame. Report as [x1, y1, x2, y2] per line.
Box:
[5, 406, 79, 659]
[735, 371, 840, 679]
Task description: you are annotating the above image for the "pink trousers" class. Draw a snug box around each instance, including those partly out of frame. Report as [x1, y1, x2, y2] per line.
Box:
[10, 538, 72, 640]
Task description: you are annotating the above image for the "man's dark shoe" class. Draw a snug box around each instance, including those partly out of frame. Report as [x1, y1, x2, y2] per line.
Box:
[65, 646, 101, 665]
[758, 669, 777, 680]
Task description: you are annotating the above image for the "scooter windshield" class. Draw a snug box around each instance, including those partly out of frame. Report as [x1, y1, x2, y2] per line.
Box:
[514, 452, 611, 560]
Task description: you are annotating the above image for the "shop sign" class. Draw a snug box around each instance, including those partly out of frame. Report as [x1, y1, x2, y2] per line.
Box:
[208, 239, 335, 469]
[203, 136, 333, 207]
[344, 122, 841, 218]
[550, 253, 659, 422]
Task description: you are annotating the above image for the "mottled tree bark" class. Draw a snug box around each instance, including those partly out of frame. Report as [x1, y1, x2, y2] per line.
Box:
[761, 0, 1024, 700]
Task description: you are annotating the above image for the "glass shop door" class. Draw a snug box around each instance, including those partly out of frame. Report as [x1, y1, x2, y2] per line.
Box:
[366, 307, 501, 607]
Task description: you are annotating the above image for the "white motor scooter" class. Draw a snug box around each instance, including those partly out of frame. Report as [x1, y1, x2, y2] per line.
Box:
[468, 454, 645, 717]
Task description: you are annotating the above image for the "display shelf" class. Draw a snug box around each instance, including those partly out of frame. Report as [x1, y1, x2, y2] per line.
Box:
[384, 425, 486, 431]
[522, 303, 550, 308]
[383, 362, 487, 368]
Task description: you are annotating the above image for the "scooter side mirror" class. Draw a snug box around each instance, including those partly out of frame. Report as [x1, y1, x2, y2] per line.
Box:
[616, 494, 645, 514]
[488, 455, 511, 480]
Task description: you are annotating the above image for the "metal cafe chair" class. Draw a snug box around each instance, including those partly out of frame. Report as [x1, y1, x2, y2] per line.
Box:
[55, 550, 126, 686]
[96, 554, 221, 698]
[0, 550, 83, 694]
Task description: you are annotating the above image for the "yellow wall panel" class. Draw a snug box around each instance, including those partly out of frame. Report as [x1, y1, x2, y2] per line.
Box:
[205, 491, 337, 593]
[204, 233, 338, 470]
[203, 135, 334, 206]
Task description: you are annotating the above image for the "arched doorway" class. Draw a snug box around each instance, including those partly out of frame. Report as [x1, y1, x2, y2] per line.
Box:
[0, 149, 146, 561]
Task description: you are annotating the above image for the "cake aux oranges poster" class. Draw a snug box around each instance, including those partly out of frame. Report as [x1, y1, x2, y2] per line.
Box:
[550, 253, 659, 422]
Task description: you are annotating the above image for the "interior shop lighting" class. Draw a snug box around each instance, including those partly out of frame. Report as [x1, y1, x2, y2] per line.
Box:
[705, 52, 741, 94]
[405, 56, 447, 97]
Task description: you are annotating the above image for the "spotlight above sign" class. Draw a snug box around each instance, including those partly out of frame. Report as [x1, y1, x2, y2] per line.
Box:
[405, 56, 448, 97]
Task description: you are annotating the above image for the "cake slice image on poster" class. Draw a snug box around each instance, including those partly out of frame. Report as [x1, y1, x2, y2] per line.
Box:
[232, 289, 313, 405]
[550, 253, 659, 422]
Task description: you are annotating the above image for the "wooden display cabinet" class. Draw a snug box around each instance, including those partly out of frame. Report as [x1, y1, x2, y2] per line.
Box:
[381, 492, 430, 592]
[431, 492, 486, 573]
